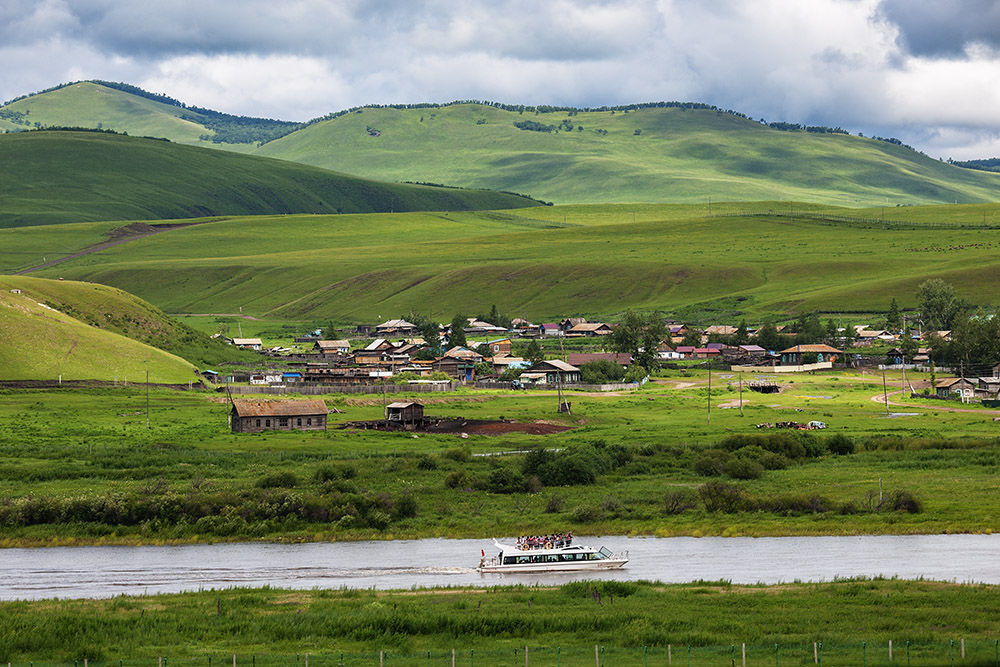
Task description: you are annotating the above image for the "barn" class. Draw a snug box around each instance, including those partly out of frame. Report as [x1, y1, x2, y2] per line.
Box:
[230, 399, 329, 433]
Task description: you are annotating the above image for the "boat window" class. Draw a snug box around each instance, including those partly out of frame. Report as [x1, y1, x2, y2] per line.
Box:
[598, 547, 612, 559]
[547, 554, 559, 562]
[503, 557, 516, 565]
[517, 556, 530, 564]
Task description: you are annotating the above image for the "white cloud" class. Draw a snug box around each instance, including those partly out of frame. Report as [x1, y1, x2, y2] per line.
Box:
[3, 0, 1000, 158]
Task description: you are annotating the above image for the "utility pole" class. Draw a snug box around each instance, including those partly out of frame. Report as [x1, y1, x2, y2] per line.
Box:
[738, 370, 743, 417]
[146, 368, 150, 429]
[882, 369, 889, 415]
[707, 362, 712, 425]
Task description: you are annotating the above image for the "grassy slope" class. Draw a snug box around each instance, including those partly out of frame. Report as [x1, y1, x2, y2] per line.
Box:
[12, 202, 1000, 320]
[0, 131, 537, 228]
[0, 275, 257, 368]
[0, 283, 197, 383]
[257, 103, 1000, 205]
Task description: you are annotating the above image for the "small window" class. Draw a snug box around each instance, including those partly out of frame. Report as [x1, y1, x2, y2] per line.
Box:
[306, 418, 312, 425]
[279, 417, 288, 427]
[296, 418, 302, 426]
[265, 419, 271, 427]
[256, 419, 261, 427]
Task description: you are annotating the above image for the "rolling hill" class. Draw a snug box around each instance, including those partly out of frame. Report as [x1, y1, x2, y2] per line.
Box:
[6, 202, 1000, 322]
[0, 276, 199, 383]
[4, 82, 1000, 206]
[0, 130, 538, 227]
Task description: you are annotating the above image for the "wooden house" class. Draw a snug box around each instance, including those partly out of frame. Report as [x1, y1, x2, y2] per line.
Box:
[534, 360, 581, 384]
[231, 337, 263, 350]
[230, 399, 328, 433]
[484, 338, 512, 356]
[935, 377, 976, 399]
[567, 322, 613, 337]
[314, 339, 351, 354]
[386, 401, 424, 424]
[375, 319, 420, 336]
[779, 344, 842, 365]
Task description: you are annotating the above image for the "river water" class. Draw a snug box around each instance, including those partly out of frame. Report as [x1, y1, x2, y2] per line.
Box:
[3, 534, 999, 601]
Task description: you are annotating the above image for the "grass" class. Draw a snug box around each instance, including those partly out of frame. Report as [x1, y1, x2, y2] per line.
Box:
[256, 102, 1000, 206]
[0, 276, 258, 368]
[2, 579, 1000, 664]
[8, 85, 1000, 207]
[0, 130, 537, 228]
[2, 369, 1000, 545]
[0, 287, 198, 384]
[9, 201, 1000, 320]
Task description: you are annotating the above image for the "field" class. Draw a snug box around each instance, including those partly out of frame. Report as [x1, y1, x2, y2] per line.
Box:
[0, 131, 536, 228]
[3, 579, 1000, 665]
[2, 366, 1000, 546]
[6, 202, 1000, 321]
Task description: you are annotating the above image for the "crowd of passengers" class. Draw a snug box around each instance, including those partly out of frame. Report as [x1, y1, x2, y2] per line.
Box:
[517, 533, 573, 550]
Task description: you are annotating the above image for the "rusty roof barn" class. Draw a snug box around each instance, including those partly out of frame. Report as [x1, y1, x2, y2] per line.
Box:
[230, 399, 329, 433]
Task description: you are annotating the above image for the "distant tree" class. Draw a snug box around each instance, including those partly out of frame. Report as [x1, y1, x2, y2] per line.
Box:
[406, 311, 440, 353]
[753, 322, 782, 352]
[734, 320, 749, 345]
[899, 330, 919, 360]
[885, 298, 902, 331]
[948, 311, 1000, 368]
[917, 279, 967, 331]
[611, 310, 667, 370]
[681, 328, 703, 347]
[579, 360, 626, 384]
[449, 314, 467, 349]
[522, 339, 544, 365]
[825, 319, 838, 343]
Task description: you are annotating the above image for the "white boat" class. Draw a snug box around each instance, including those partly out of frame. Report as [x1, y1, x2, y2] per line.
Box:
[477, 538, 628, 573]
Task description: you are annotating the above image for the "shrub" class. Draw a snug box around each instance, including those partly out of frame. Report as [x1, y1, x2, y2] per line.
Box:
[827, 434, 855, 455]
[570, 504, 602, 523]
[887, 489, 923, 513]
[759, 493, 833, 514]
[720, 433, 806, 459]
[733, 445, 788, 470]
[442, 446, 470, 462]
[699, 481, 754, 513]
[256, 471, 298, 489]
[366, 510, 392, 530]
[663, 489, 697, 515]
[395, 494, 418, 518]
[724, 457, 764, 480]
[579, 359, 626, 384]
[445, 471, 469, 489]
[416, 455, 438, 470]
[486, 466, 524, 494]
[693, 449, 731, 477]
[522, 447, 555, 475]
[545, 495, 565, 513]
[314, 464, 355, 482]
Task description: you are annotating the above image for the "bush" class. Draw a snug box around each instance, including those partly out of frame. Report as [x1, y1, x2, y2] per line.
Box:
[663, 489, 697, 515]
[442, 446, 470, 462]
[445, 471, 469, 489]
[545, 495, 565, 513]
[759, 493, 833, 515]
[314, 464, 355, 482]
[887, 489, 923, 513]
[693, 449, 731, 477]
[522, 447, 555, 475]
[732, 445, 788, 470]
[579, 360, 626, 384]
[255, 471, 298, 488]
[724, 457, 764, 480]
[699, 481, 754, 513]
[416, 455, 438, 470]
[395, 494, 418, 518]
[720, 433, 807, 459]
[827, 434, 855, 455]
[486, 466, 524, 494]
[570, 504, 602, 523]
[366, 510, 392, 530]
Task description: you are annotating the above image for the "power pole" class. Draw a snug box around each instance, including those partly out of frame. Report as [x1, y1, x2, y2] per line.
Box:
[707, 362, 712, 425]
[146, 368, 150, 429]
[882, 369, 889, 416]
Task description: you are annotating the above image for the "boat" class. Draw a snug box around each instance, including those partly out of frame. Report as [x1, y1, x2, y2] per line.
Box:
[477, 538, 628, 573]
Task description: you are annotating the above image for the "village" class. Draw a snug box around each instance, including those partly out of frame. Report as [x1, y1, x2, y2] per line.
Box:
[207, 313, 1000, 433]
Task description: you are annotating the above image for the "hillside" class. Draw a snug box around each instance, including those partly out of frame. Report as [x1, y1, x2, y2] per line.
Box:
[0, 277, 199, 383]
[257, 103, 1000, 206]
[8, 202, 1000, 321]
[0, 130, 538, 227]
[0, 275, 256, 368]
[5, 83, 1000, 206]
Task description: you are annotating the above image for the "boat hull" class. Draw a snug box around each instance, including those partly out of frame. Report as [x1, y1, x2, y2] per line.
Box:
[477, 558, 628, 573]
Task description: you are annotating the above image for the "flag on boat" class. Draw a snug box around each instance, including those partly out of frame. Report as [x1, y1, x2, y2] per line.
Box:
[481, 549, 485, 557]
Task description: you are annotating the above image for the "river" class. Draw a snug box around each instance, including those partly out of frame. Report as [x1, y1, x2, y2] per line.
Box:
[3, 534, 999, 600]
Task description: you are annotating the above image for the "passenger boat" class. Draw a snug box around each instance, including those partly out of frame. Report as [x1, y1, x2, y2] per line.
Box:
[477, 538, 628, 573]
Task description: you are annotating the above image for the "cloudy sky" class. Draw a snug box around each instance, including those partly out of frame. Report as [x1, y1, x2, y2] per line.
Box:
[3, 0, 1000, 159]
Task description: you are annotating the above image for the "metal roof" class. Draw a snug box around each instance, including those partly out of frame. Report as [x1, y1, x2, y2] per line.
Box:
[231, 399, 329, 417]
[387, 402, 422, 409]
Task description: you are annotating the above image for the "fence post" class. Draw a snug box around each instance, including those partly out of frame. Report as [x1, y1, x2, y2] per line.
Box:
[668, 645, 671, 666]
[595, 645, 599, 667]
[380, 650, 383, 667]
[814, 642, 818, 664]
[962, 639, 966, 660]
[525, 646, 528, 667]
[233, 655, 237, 667]
[742, 643, 746, 667]
[451, 648, 455, 667]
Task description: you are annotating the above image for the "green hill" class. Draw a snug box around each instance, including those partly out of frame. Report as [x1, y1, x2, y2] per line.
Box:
[8, 202, 1000, 322]
[257, 103, 1000, 206]
[0, 276, 199, 383]
[5, 83, 999, 207]
[0, 130, 538, 227]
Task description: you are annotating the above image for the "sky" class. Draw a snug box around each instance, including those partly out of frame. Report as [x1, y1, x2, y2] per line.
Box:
[3, 0, 1000, 159]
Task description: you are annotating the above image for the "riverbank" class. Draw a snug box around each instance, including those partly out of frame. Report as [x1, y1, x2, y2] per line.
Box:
[2, 579, 999, 665]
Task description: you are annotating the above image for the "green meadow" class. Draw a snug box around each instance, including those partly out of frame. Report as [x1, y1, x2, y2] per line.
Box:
[2, 368, 1000, 546]
[0, 131, 536, 228]
[7, 202, 1000, 321]
[3, 580, 1000, 665]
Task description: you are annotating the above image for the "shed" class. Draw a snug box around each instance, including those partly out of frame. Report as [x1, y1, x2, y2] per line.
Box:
[386, 401, 424, 423]
[230, 399, 329, 433]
